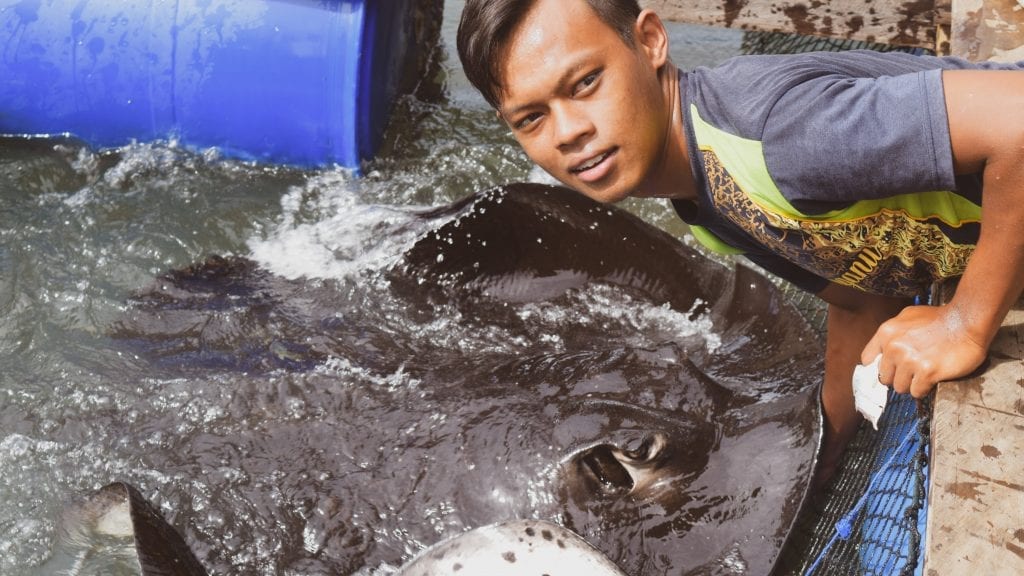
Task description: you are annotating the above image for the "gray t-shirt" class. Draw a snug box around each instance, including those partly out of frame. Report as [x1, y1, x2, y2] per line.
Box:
[675, 50, 1022, 295]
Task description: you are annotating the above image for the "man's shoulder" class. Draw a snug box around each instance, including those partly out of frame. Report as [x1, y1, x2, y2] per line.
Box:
[683, 50, 961, 141]
[687, 50, 954, 101]
[687, 49, 1005, 103]
[697, 49, 958, 79]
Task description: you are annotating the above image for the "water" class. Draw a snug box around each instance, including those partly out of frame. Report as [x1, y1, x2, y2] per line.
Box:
[0, 3, 760, 574]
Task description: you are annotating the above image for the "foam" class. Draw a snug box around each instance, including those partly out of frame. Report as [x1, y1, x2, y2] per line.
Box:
[248, 173, 433, 281]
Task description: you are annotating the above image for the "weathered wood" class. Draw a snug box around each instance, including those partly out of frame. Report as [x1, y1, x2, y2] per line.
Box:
[643, 0, 944, 50]
[923, 10, 1024, 567]
[935, 0, 954, 53]
[924, 291, 1024, 574]
[950, 0, 1024, 61]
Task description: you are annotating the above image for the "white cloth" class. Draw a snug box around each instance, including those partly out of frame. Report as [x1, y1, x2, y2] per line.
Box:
[852, 355, 889, 430]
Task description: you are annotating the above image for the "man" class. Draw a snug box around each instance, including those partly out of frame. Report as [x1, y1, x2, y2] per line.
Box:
[456, 0, 1024, 483]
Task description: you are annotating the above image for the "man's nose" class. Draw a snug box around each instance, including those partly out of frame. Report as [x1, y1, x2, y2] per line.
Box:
[552, 103, 594, 151]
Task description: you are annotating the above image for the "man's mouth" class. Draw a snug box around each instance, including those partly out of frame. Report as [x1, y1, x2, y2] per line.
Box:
[570, 149, 615, 175]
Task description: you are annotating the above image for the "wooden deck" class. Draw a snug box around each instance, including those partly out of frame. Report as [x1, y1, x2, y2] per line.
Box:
[950, 0, 1024, 61]
[910, 2, 1023, 571]
[645, 0, 1024, 57]
[924, 289, 1024, 573]
[645, 0, 949, 51]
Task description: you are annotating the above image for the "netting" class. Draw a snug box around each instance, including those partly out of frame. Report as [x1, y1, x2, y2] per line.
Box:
[731, 30, 935, 576]
[775, 373, 931, 575]
[768, 285, 931, 576]
[740, 30, 930, 57]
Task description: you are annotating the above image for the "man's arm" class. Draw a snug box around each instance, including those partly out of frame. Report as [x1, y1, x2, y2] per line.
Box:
[815, 283, 909, 486]
[862, 70, 1024, 398]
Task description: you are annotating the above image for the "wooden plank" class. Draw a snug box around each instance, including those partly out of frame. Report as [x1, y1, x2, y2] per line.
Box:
[935, 0, 954, 53]
[924, 298, 1024, 574]
[925, 10, 1024, 569]
[642, 0, 942, 50]
[950, 0, 1024, 61]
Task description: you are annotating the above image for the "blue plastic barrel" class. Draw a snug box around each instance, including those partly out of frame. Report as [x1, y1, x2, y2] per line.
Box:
[0, 0, 429, 168]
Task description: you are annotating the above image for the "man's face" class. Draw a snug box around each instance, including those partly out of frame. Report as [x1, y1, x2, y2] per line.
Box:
[497, 0, 670, 203]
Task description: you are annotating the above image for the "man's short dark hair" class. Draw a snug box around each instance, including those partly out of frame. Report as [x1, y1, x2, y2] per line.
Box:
[457, 0, 642, 110]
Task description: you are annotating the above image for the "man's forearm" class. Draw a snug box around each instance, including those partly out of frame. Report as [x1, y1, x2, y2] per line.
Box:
[947, 157, 1024, 354]
[942, 68, 1024, 357]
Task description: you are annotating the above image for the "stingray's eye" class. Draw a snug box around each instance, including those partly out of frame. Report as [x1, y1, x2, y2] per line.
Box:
[623, 433, 666, 463]
[622, 436, 652, 461]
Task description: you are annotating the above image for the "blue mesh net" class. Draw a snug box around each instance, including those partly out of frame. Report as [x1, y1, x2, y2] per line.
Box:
[787, 393, 930, 576]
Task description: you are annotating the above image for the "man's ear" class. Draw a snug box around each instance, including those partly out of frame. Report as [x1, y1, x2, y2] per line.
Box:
[634, 9, 669, 68]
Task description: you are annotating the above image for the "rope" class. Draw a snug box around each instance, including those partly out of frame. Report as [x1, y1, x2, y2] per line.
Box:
[898, 397, 931, 576]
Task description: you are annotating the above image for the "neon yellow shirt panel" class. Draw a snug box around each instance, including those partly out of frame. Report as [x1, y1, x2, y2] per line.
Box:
[689, 105, 981, 226]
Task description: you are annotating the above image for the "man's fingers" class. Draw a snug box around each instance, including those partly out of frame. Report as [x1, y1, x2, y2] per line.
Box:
[861, 313, 906, 365]
[876, 354, 895, 386]
[876, 346, 941, 396]
[861, 332, 885, 366]
[891, 361, 916, 395]
[910, 373, 934, 398]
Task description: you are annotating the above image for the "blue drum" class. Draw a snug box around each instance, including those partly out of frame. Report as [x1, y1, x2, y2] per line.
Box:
[0, 0, 430, 168]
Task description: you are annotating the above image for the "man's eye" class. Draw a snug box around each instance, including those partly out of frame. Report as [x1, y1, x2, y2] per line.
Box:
[515, 113, 542, 130]
[574, 71, 601, 95]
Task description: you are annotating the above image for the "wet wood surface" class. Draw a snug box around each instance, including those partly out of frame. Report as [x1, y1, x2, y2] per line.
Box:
[950, 0, 1024, 60]
[924, 294, 1024, 574]
[924, 12, 1024, 570]
[646, 0, 1024, 56]
[643, 0, 947, 50]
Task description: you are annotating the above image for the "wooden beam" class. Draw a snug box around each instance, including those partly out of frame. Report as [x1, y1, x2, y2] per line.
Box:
[642, 0, 943, 50]
[919, 6, 1024, 568]
[935, 0, 954, 53]
[924, 293, 1024, 574]
[950, 0, 1024, 61]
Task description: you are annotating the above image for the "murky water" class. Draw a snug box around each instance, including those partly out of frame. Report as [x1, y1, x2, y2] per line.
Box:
[0, 4, 796, 575]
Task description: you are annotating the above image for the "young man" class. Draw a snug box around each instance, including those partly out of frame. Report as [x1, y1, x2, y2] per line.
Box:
[456, 0, 1024, 482]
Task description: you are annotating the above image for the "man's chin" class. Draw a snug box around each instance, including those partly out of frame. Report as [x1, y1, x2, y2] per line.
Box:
[535, 169, 634, 204]
[579, 184, 634, 204]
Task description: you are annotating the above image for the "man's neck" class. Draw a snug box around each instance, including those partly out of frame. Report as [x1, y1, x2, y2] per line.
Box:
[634, 62, 698, 201]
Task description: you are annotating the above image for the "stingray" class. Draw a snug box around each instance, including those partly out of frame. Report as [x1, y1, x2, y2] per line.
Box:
[37, 482, 206, 576]
[91, 183, 823, 575]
